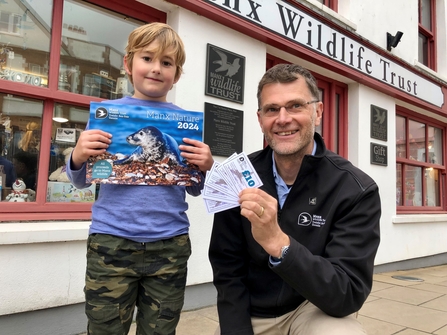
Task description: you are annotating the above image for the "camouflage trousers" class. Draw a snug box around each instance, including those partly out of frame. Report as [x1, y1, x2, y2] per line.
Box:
[84, 233, 191, 335]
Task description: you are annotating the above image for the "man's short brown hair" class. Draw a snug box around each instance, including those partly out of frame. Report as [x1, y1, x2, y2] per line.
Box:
[257, 64, 320, 108]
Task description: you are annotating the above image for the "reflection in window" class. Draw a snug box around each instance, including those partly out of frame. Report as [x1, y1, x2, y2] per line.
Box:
[418, 0, 435, 69]
[47, 103, 96, 202]
[425, 168, 439, 206]
[418, 34, 428, 66]
[334, 92, 340, 152]
[396, 115, 406, 158]
[315, 88, 323, 135]
[60, 0, 141, 98]
[396, 163, 402, 206]
[396, 113, 445, 210]
[409, 120, 425, 162]
[420, 0, 432, 29]
[0, 1, 51, 87]
[0, 93, 42, 201]
[429, 126, 442, 165]
[406, 165, 422, 206]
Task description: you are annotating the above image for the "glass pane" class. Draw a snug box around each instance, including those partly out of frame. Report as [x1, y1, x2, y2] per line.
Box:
[405, 165, 422, 206]
[396, 163, 402, 206]
[0, 2, 52, 87]
[409, 119, 425, 162]
[47, 103, 96, 202]
[421, 0, 431, 29]
[425, 168, 439, 206]
[0, 93, 42, 201]
[418, 33, 428, 65]
[315, 88, 323, 135]
[396, 115, 406, 158]
[60, 0, 142, 97]
[334, 93, 339, 154]
[428, 126, 442, 165]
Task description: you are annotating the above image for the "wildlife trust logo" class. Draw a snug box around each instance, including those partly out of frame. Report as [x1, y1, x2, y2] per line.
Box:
[298, 212, 326, 228]
[370, 104, 387, 141]
[205, 44, 245, 104]
[95, 107, 108, 119]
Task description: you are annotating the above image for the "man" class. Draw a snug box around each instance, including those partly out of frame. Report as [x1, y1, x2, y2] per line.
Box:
[209, 63, 381, 335]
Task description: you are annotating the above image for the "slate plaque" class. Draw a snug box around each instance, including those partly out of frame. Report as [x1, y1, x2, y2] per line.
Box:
[204, 102, 243, 157]
[371, 105, 387, 141]
[205, 44, 245, 104]
[370, 142, 387, 166]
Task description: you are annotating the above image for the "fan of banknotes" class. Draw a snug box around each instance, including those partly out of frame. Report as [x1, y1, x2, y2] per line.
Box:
[202, 152, 263, 214]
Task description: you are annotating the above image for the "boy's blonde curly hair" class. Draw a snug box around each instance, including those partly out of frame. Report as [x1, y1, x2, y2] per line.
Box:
[125, 22, 186, 84]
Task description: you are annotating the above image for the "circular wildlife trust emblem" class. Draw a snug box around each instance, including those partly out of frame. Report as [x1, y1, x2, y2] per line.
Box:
[298, 213, 312, 226]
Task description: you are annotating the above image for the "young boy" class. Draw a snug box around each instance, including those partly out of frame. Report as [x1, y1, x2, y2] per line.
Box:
[67, 23, 213, 335]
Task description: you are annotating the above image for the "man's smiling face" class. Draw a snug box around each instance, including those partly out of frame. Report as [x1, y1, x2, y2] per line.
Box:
[257, 77, 323, 158]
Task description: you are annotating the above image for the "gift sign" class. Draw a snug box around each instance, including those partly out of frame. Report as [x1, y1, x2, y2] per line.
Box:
[87, 102, 204, 186]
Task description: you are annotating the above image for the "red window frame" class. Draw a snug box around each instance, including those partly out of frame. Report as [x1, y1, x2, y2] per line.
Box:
[396, 106, 446, 213]
[288, 0, 338, 12]
[0, 0, 166, 221]
[266, 54, 347, 157]
[320, 0, 338, 11]
[418, 0, 436, 70]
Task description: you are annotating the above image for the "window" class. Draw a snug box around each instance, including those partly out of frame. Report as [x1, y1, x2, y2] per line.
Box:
[0, 4, 51, 88]
[418, 0, 436, 70]
[314, 0, 338, 11]
[313, 75, 347, 156]
[266, 55, 347, 156]
[0, 0, 166, 221]
[59, 1, 139, 98]
[0, 11, 22, 35]
[396, 110, 445, 212]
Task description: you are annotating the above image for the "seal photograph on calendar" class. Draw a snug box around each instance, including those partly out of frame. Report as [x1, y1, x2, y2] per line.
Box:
[86, 102, 204, 186]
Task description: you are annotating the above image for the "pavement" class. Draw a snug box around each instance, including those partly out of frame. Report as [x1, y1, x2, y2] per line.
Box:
[82, 264, 447, 334]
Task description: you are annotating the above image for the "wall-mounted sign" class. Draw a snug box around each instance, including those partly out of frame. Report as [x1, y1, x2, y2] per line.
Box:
[205, 44, 245, 104]
[204, 102, 243, 157]
[371, 142, 387, 166]
[370, 105, 387, 141]
[205, 0, 444, 107]
[55, 128, 76, 143]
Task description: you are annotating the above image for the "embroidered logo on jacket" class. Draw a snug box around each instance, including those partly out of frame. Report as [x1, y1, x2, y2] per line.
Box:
[297, 213, 326, 228]
[298, 213, 312, 226]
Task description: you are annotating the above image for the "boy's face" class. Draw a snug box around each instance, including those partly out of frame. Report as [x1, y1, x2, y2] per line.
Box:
[124, 40, 179, 102]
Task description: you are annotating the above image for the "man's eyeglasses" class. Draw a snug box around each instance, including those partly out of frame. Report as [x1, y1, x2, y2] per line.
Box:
[258, 100, 319, 117]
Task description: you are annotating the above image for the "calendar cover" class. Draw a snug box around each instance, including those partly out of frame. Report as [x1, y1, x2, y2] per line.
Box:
[86, 102, 204, 186]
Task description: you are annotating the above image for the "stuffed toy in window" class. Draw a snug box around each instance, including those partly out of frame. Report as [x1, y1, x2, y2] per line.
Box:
[49, 147, 74, 183]
[6, 178, 29, 202]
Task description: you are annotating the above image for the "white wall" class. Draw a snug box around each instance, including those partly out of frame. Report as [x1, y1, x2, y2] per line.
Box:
[0, 222, 88, 315]
[339, 0, 419, 65]
[168, 7, 266, 285]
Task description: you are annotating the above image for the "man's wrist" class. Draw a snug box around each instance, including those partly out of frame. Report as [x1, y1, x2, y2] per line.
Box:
[271, 245, 290, 262]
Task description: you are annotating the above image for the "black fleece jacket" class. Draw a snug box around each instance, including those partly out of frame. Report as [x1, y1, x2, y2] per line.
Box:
[209, 133, 381, 335]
